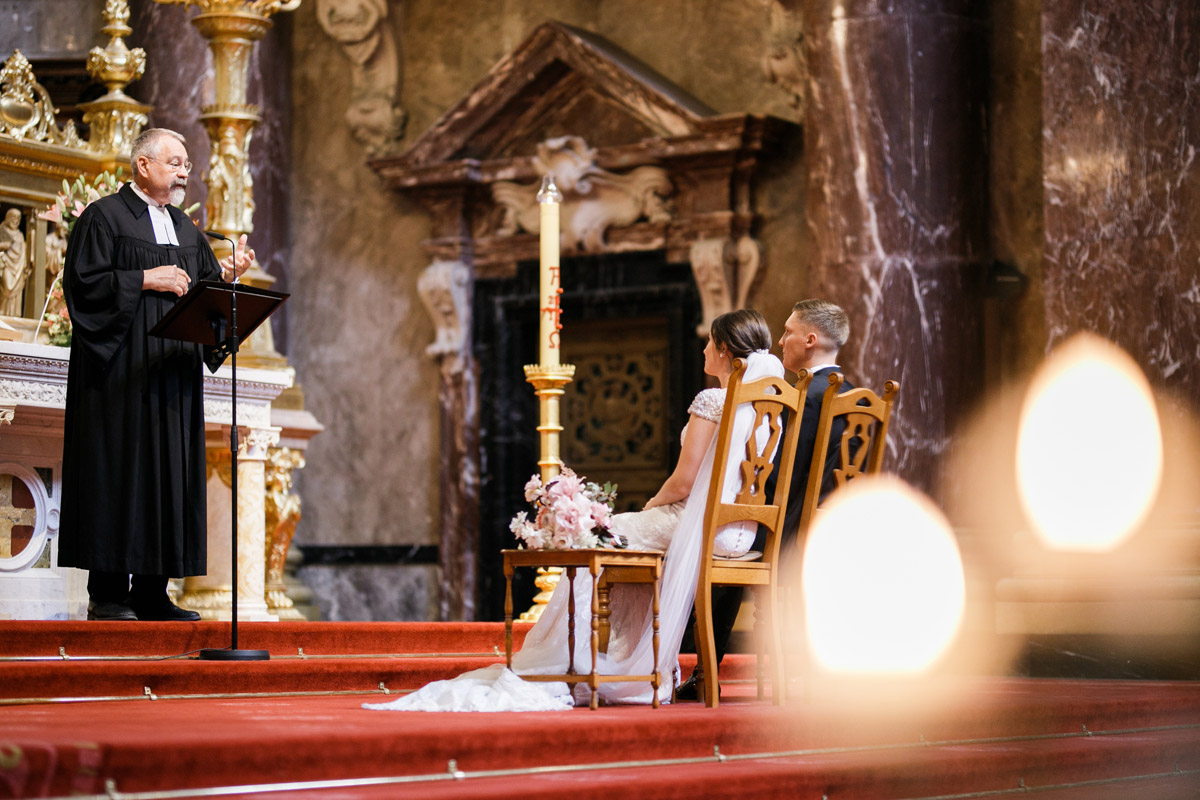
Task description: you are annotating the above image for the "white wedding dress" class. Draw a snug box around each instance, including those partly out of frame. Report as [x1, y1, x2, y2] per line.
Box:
[365, 351, 785, 711]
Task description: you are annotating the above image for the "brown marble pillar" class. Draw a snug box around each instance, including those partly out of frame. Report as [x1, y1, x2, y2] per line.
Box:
[417, 256, 479, 621]
[1041, 1, 1200, 399]
[801, 0, 989, 494]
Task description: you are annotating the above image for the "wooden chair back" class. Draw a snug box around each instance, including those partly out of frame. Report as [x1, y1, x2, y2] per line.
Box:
[692, 360, 811, 707]
[796, 373, 900, 535]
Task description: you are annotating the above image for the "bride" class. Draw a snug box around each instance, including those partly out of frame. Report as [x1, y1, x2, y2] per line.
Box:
[366, 309, 783, 711]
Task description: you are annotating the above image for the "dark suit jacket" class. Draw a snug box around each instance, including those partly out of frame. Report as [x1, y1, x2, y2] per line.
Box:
[764, 366, 855, 555]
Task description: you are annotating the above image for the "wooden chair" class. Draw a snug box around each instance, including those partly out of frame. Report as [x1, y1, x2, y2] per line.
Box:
[796, 373, 900, 536]
[692, 360, 810, 708]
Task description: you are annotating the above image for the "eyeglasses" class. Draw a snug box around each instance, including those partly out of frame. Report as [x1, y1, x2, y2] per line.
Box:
[146, 156, 193, 174]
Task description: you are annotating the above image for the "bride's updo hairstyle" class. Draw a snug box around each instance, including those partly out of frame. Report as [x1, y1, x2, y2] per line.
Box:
[710, 308, 772, 360]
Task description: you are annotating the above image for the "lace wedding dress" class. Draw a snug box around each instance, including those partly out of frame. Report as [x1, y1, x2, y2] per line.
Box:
[365, 351, 785, 712]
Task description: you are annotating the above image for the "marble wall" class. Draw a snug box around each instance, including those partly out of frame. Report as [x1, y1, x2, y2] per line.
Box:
[801, 0, 991, 495]
[1041, 0, 1200, 401]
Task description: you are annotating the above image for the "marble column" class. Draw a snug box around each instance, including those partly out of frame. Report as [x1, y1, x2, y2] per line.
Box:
[1041, 0, 1200, 398]
[417, 258, 478, 621]
[801, 0, 989, 495]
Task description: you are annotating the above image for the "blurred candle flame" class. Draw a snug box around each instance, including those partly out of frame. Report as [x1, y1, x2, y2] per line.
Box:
[802, 476, 966, 674]
[1016, 334, 1162, 553]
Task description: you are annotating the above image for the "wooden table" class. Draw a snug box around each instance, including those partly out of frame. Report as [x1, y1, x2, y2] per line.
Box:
[502, 548, 665, 709]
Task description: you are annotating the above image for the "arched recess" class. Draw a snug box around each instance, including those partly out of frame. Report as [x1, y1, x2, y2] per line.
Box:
[371, 22, 797, 620]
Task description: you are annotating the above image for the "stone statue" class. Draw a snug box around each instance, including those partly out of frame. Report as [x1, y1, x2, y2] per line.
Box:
[316, 0, 406, 156]
[0, 209, 29, 317]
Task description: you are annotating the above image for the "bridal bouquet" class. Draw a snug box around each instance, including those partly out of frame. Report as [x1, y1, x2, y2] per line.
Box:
[509, 468, 623, 550]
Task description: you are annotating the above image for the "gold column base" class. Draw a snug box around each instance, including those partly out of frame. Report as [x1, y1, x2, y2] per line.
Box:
[517, 567, 563, 622]
[177, 584, 234, 620]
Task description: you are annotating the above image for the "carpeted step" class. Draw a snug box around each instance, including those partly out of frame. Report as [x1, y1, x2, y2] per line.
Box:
[2, 680, 1198, 798]
[0, 618, 765, 702]
[0, 621, 522, 658]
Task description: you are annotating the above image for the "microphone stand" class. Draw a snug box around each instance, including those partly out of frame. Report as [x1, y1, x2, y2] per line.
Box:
[199, 231, 268, 661]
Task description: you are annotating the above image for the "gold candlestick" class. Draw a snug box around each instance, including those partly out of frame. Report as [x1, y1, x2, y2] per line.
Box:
[522, 363, 576, 483]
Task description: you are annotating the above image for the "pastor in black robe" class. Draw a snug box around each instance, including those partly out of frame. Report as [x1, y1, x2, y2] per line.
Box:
[58, 183, 220, 576]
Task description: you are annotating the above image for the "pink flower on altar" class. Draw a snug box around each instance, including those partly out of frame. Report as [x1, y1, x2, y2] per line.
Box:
[523, 475, 543, 503]
[546, 470, 582, 500]
[38, 205, 62, 223]
[590, 501, 611, 529]
[72, 200, 87, 218]
[552, 493, 595, 538]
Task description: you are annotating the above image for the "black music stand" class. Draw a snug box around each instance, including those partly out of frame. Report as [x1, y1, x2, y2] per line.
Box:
[151, 280, 288, 661]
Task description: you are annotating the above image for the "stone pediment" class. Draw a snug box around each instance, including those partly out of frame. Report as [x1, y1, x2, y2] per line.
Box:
[392, 22, 717, 169]
[372, 20, 796, 278]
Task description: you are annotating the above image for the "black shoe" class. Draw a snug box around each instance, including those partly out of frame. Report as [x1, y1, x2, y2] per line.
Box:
[87, 600, 138, 621]
[675, 673, 720, 702]
[128, 598, 201, 621]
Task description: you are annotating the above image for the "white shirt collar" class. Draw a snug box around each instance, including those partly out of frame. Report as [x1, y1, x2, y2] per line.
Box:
[130, 182, 180, 246]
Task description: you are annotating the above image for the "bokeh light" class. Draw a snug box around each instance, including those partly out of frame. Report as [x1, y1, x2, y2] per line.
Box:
[802, 475, 966, 674]
[1016, 333, 1162, 552]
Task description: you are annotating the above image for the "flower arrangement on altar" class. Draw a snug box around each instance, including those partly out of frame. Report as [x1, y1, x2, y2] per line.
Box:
[39, 169, 127, 236]
[509, 468, 623, 550]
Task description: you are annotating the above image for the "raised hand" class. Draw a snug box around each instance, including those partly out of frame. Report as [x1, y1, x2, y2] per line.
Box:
[220, 234, 256, 282]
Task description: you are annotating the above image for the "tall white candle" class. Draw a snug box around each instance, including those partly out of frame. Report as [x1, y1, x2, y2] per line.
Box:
[537, 174, 563, 366]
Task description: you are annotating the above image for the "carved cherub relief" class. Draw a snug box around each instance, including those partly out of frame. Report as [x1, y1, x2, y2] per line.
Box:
[316, 0, 406, 156]
[491, 136, 674, 251]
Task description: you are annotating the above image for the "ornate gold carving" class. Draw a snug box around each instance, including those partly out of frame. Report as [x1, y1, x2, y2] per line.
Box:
[204, 118, 256, 235]
[316, 0, 406, 156]
[0, 51, 83, 146]
[81, 0, 150, 155]
[417, 259, 469, 369]
[763, 0, 806, 115]
[492, 136, 673, 250]
[264, 447, 305, 619]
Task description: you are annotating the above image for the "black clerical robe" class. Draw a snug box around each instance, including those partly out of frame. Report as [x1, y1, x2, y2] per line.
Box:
[58, 184, 221, 575]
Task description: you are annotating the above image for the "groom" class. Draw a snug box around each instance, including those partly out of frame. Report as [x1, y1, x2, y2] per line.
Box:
[677, 298, 853, 700]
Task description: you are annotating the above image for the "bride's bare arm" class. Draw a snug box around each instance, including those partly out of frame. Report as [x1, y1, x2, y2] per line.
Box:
[643, 414, 718, 509]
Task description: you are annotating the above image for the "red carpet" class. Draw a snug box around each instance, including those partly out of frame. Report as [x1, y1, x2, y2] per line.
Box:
[2, 622, 1199, 799]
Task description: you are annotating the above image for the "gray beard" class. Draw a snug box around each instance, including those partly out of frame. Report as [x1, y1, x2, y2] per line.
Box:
[169, 186, 186, 206]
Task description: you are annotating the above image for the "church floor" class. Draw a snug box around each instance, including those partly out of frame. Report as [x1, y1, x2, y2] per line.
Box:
[1, 622, 1198, 799]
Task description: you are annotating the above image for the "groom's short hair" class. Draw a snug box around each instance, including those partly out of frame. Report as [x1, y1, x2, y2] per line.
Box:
[792, 299, 849, 350]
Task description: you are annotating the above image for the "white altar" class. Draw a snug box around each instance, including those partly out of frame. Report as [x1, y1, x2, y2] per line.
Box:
[0, 340, 291, 619]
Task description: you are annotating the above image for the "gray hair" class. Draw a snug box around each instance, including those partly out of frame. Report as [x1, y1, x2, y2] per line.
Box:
[130, 128, 187, 170]
[792, 299, 850, 350]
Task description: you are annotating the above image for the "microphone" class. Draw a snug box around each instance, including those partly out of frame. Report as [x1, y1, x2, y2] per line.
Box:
[204, 230, 238, 284]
